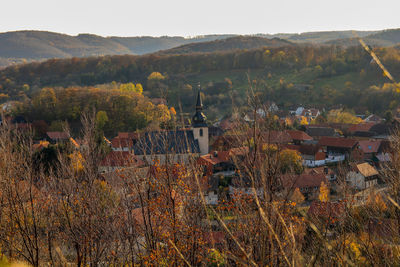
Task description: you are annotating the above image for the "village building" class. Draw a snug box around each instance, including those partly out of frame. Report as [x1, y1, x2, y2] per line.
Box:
[346, 162, 379, 190]
[46, 131, 70, 144]
[286, 130, 313, 145]
[357, 140, 382, 161]
[305, 126, 337, 140]
[99, 151, 145, 173]
[283, 173, 328, 200]
[318, 137, 361, 163]
[132, 87, 209, 163]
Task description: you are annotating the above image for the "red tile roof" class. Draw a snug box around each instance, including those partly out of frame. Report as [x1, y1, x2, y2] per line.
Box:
[198, 147, 248, 166]
[348, 123, 375, 133]
[283, 173, 327, 189]
[358, 140, 381, 153]
[100, 151, 144, 167]
[260, 130, 292, 144]
[111, 137, 133, 149]
[318, 137, 358, 148]
[286, 130, 313, 141]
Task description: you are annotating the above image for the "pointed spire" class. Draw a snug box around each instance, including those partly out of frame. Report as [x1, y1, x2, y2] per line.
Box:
[192, 82, 207, 127]
[196, 83, 203, 111]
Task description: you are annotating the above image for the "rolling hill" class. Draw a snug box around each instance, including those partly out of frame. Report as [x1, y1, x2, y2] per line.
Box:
[0, 31, 234, 68]
[158, 36, 294, 55]
[1, 28, 400, 68]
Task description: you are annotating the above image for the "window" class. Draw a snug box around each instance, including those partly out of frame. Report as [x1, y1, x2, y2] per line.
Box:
[200, 128, 203, 137]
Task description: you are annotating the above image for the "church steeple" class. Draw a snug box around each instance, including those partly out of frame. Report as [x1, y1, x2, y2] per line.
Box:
[196, 87, 203, 111]
[192, 84, 207, 127]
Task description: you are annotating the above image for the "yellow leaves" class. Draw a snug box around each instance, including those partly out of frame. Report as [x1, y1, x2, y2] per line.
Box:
[147, 72, 165, 80]
[68, 151, 84, 173]
[262, 143, 278, 153]
[156, 104, 171, 122]
[299, 116, 308, 125]
[119, 82, 143, 94]
[318, 181, 329, 202]
[367, 192, 387, 212]
[327, 109, 362, 124]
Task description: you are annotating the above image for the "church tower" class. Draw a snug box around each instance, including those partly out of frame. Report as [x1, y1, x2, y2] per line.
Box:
[192, 86, 209, 155]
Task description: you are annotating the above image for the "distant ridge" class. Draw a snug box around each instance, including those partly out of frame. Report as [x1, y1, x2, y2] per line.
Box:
[0, 28, 400, 68]
[0, 31, 234, 67]
[326, 28, 400, 47]
[158, 36, 293, 55]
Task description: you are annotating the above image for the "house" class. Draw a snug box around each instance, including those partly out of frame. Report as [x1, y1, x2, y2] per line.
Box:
[297, 144, 326, 167]
[285, 144, 326, 167]
[283, 173, 328, 200]
[295, 107, 305, 116]
[111, 132, 139, 151]
[197, 147, 247, 177]
[260, 130, 293, 144]
[348, 122, 375, 136]
[369, 123, 392, 139]
[304, 166, 337, 182]
[46, 131, 70, 144]
[111, 136, 134, 151]
[365, 114, 384, 123]
[286, 130, 313, 145]
[305, 126, 337, 140]
[358, 140, 382, 161]
[301, 108, 320, 121]
[318, 137, 360, 163]
[346, 163, 379, 190]
[99, 151, 145, 173]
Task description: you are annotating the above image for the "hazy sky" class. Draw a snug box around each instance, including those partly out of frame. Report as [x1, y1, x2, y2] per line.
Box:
[2, 0, 400, 37]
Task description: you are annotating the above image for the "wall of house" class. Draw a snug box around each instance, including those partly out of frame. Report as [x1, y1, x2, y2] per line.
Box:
[347, 172, 365, 190]
[304, 159, 326, 167]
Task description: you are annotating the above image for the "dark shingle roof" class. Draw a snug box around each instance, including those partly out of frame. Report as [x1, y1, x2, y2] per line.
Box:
[133, 130, 200, 155]
[306, 127, 336, 137]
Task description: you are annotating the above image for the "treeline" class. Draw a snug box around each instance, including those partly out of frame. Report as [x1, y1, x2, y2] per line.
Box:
[14, 83, 175, 137]
[2, 45, 400, 117]
[0, 45, 375, 92]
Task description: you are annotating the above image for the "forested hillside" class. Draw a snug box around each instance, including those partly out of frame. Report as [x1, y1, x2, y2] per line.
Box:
[1, 29, 400, 68]
[0, 31, 234, 67]
[158, 36, 293, 54]
[2, 43, 400, 121]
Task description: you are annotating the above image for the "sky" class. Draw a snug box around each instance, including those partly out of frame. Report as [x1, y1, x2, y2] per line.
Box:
[1, 0, 400, 37]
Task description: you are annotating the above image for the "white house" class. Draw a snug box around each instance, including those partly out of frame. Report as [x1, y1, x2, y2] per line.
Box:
[347, 163, 379, 190]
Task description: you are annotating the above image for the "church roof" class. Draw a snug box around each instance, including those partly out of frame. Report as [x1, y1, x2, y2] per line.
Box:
[133, 130, 200, 155]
